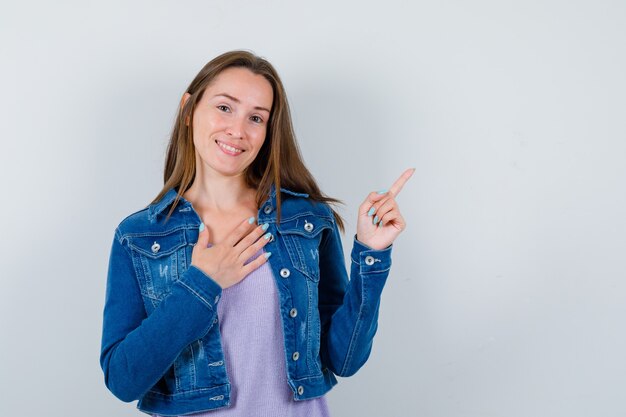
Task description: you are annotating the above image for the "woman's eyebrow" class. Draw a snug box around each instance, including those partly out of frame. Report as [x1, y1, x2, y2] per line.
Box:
[213, 93, 271, 113]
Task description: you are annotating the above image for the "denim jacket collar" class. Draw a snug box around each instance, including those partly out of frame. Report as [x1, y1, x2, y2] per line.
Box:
[148, 183, 309, 221]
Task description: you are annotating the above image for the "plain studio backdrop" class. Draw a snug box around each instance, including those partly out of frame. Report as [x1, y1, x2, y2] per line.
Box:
[1, 1, 625, 416]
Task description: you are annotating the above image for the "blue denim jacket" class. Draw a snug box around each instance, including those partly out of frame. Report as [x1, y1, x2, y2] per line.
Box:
[100, 184, 393, 416]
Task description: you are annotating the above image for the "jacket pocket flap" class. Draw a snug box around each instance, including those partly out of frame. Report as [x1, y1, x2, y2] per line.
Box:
[276, 215, 332, 238]
[128, 230, 187, 259]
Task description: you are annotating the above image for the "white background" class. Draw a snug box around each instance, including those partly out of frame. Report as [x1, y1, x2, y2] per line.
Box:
[1, 1, 625, 416]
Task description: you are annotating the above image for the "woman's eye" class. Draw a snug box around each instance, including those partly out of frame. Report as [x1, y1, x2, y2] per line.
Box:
[250, 115, 263, 123]
[217, 105, 230, 112]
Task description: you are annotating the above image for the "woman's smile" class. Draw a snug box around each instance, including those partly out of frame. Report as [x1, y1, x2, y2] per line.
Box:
[215, 139, 245, 156]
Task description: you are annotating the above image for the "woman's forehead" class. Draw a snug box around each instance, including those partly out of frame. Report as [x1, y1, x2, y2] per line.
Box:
[205, 67, 273, 109]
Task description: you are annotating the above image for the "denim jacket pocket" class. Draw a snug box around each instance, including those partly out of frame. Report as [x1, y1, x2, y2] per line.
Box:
[127, 229, 188, 302]
[276, 214, 332, 282]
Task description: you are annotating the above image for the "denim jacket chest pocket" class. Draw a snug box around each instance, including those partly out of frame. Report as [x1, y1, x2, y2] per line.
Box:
[126, 229, 189, 306]
[276, 214, 333, 282]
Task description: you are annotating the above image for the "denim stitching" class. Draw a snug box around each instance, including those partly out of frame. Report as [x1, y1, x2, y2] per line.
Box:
[279, 224, 330, 281]
[293, 226, 309, 275]
[117, 231, 153, 302]
[119, 225, 189, 239]
[173, 355, 181, 392]
[177, 280, 214, 311]
[306, 278, 314, 374]
[138, 250, 157, 299]
[146, 383, 229, 398]
[340, 266, 367, 376]
[128, 239, 187, 259]
[189, 342, 197, 388]
[274, 211, 333, 224]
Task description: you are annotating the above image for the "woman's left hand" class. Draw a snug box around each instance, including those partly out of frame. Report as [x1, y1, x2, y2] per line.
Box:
[356, 168, 415, 250]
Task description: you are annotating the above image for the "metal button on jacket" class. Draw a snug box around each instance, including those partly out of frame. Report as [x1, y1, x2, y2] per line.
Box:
[151, 241, 160, 253]
[289, 308, 298, 318]
[304, 220, 314, 232]
[263, 205, 273, 214]
[365, 255, 375, 266]
[280, 268, 290, 278]
[297, 386, 304, 395]
[292, 351, 300, 361]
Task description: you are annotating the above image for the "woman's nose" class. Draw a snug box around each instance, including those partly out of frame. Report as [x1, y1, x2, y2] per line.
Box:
[225, 116, 245, 138]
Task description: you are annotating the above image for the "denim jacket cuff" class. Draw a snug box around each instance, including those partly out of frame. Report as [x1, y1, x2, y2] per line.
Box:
[175, 265, 223, 311]
[351, 234, 393, 273]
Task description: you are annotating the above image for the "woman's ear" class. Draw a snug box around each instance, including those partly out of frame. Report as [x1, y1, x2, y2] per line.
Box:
[180, 92, 191, 126]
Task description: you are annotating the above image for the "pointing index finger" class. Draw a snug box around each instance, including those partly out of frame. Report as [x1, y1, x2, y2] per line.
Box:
[388, 168, 415, 197]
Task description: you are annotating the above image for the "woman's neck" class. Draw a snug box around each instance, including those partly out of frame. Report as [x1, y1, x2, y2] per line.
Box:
[183, 177, 257, 215]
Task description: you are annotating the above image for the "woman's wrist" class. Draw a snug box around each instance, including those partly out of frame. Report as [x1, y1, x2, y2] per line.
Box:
[355, 234, 392, 251]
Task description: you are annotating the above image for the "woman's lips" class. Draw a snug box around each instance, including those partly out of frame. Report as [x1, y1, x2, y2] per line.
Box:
[215, 140, 244, 156]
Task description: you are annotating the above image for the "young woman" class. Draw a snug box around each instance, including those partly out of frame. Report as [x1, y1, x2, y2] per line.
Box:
[100, 50, 413, 417]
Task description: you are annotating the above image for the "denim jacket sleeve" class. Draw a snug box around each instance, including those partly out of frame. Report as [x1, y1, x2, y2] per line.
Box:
[99, 227, 223, 402]
[317, 216, 393, 377]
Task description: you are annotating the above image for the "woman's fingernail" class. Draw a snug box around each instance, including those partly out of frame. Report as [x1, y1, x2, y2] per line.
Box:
[248, 216, 255, 224]
[378, 219, 383, 227]
[367, 207, 376, 216]
[377, 189, 388, 194]
[373, 215, 379, 225]
[264, 251, 272, 259]
[262, 222, 269, 231]
[263, 232, 271, 240]
[199, 222, 205, 232]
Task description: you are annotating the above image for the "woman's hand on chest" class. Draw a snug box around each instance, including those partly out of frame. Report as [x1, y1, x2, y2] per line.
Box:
[190, 215, 273, 289]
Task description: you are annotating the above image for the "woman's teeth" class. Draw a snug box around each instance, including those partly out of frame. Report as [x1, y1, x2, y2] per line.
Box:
[216, 140, 243, 154]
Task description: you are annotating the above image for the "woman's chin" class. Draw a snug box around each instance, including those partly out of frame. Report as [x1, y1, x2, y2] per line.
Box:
[213, 164, 250, 178]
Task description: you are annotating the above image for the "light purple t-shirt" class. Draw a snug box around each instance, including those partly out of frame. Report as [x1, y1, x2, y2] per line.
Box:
[153, 245, 331, 417]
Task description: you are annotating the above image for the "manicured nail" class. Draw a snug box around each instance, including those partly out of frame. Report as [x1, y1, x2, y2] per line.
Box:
[264, 251, 272, 259]
[367, 207, 376, 216]
[248, 216, 255, 224]
[262, 222, 269, 231]
[373, 215, 379, 225]
[263, 232, 271, 240]
[378, 219, 383, 227]
[376, 189, 388, 194]
[199, 222, 205, 232]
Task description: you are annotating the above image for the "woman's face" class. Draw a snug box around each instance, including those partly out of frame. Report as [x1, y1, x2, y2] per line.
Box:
[183, 67, 274, 180]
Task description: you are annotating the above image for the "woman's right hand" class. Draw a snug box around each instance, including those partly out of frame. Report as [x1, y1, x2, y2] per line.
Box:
[190, 217, 272, 289]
